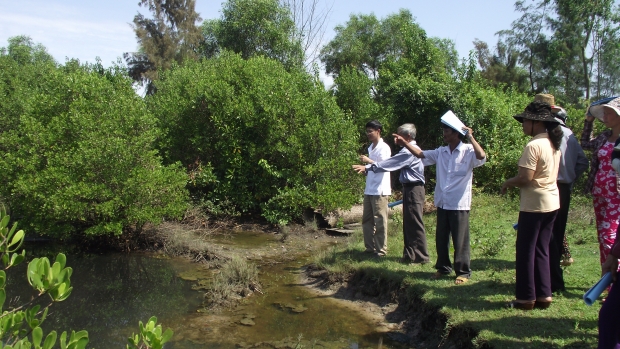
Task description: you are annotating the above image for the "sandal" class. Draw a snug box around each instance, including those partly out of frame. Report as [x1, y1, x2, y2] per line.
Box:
[506, 300, 535, 310]
[455, 276, 469, 285]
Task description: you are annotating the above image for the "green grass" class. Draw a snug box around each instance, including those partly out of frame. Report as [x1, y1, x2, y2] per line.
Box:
[313, 193, 603, 348]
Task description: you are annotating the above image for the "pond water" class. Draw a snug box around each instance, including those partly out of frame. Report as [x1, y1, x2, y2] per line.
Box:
[7, 233, 408, 348]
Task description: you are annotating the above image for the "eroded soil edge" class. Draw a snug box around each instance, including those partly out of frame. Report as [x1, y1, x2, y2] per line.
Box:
[301, 264, 488, 349]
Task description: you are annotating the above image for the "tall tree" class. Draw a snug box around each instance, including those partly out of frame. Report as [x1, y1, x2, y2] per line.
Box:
[550, 0, 618, 99]
[497, 0, 551, 93]
[319, 13, 383, 79]
[124, 0, 202, 93]
[473, 39, 530, 92]
[320, 10, 454, 81]
[1, 36, 55, 65]
[493, 0, 620, 102]
[595, 25, 620, 96]
[200, 0, 303, 69]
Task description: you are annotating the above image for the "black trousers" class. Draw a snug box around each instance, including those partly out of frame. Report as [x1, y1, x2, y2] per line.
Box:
[598, 276, 620, 349]
[516, 210, 557, 301]
[550, 182, 572, 292]
[402, 184, 429, 263]
[435, 208, 471, 278]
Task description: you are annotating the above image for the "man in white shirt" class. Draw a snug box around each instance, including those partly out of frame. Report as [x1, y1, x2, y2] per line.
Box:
[358, 120, 392, 257]
[353, 123, 429, 264]
[394, 123, 486, 284]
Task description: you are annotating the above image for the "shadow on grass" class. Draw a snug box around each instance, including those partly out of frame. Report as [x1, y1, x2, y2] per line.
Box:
[308, 247, 601, 348]
[471, 257, 515, 272]
[467, 316, 597, 347]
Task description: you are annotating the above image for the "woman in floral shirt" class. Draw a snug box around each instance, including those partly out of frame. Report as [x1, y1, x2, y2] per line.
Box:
[581, 97, 620, 272]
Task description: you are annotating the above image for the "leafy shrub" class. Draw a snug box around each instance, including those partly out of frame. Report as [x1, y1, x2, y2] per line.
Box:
[0, 41, 188, 237]
[0, 206, 89, 349]
[149, 52, 363, 224]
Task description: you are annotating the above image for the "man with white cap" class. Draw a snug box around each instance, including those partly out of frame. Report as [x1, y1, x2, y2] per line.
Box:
[394, 114, 486, 284]
[534, 93, 588, 293]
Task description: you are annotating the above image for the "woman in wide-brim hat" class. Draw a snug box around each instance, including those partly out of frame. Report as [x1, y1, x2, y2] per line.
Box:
[501, 100, 563, 310]
[581, 97, 620, 274]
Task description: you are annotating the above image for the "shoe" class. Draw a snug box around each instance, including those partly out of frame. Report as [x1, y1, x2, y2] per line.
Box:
[506, 300, 535, 310]
[560, 257, 574, 266]
[534, 300, 552, 309]
[431, 271, 448, 280]
[400, 258, 429, 265]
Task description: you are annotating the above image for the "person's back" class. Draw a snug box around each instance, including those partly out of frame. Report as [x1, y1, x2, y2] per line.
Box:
[518, 134, 561, 213]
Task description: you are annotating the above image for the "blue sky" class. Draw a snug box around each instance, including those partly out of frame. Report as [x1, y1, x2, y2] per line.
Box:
[0, 0, 520, 72]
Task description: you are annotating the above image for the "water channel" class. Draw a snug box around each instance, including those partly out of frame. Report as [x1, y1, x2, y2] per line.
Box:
[7, 231, 408, 348]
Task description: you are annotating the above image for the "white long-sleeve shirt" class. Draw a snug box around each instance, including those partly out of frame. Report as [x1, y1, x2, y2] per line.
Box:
[422, 142, 486, 210]
[364, 138, 391, 195]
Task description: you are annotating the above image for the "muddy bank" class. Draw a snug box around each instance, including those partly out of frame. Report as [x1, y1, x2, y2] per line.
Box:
[301, 264, 485, 349]
[138, 206, 479, 348]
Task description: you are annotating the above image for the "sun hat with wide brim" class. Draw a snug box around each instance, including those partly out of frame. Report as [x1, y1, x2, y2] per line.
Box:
[513, 101, 559, 123]
[588, 96, 620, 120]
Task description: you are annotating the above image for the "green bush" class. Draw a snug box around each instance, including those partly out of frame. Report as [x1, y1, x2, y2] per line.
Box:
[149, 52, 363, 224]
[0, 41, 188, 237]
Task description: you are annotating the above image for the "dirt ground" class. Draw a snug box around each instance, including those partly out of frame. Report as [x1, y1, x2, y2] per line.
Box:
[299, 265, 408, 336]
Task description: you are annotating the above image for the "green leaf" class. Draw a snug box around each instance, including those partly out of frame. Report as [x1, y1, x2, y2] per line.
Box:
[8, 229, 24, 250]
[0, 289, 6, 310]
[32, 326, 43, 347]
[0, 215, 10, 230]
[9, 252, 25, 268]
[59, 331, 67, 349]
[43, 330, 58, 349]
[161, 328, 174, 343]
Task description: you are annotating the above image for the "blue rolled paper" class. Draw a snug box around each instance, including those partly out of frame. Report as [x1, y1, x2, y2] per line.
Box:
[583, 272, 613, 306]
[388, 200, 403, 208]
[512, 223, 518, 230]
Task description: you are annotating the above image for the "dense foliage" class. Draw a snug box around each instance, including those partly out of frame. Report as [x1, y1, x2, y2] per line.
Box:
[3, 0, 608, 231]
[148, 52, 362, 224]
[0, 40, 188, 237]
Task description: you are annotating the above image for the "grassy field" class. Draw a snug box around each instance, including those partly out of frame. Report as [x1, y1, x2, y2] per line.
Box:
[313, 192, 603, 348]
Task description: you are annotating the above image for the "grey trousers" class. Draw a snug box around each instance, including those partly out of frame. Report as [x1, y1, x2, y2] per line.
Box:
[362, 195, 389, 256]
[435, 208, 471, 278]
[402, 184, 429, 263]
